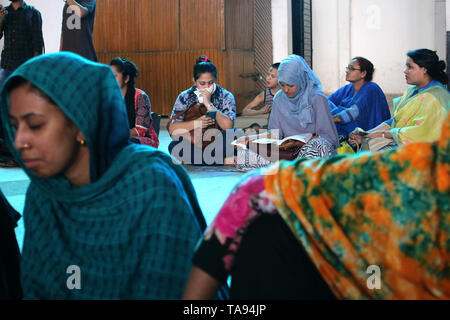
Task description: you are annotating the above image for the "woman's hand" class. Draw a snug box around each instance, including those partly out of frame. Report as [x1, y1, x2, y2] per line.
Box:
[333, 115, 342, 123]
[0, 6, 7, 22]
[199, 90, 213, 108]
[234, 135, 250, 149]
[194, 115, 215, 129]
[348, 133, 363, 146]
[130, 127, 139, 137]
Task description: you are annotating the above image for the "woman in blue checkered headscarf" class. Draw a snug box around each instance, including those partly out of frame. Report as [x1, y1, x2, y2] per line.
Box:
[0, 52, 206, 299]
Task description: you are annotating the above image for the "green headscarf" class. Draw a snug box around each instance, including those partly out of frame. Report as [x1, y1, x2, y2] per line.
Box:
[0, 52, 205, 299]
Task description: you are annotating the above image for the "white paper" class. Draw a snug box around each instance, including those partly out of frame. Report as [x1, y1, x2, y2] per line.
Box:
[251, 134, 312, 146]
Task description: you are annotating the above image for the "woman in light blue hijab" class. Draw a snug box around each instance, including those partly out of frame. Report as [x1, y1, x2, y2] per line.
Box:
[236, 55, 338, 170]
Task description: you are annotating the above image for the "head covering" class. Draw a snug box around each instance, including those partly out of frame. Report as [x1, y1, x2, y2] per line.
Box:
[0, 52, 205, 299]
[1, 51, 130, 184]
[276, 55, 324, 128]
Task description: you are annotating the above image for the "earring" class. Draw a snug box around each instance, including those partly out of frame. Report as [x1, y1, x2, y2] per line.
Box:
[23, 143, 30, 149]
[79, 139, 86, 145]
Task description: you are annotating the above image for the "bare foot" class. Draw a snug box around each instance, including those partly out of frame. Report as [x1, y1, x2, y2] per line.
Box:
[224, 156, 237, 166]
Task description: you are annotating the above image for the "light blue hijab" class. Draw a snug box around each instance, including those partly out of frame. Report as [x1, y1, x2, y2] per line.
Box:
[276, 55, 325, 128]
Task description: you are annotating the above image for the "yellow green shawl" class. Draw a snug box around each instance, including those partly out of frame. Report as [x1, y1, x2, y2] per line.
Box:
[390, 85, 449, 145]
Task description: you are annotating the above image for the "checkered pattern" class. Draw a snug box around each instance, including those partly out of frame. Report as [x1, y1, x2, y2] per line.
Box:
[0, 2, 44, 70]
[0, 53, 204, 299]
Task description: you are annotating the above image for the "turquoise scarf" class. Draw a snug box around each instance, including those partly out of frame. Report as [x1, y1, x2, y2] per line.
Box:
[0, 52, 205, 299]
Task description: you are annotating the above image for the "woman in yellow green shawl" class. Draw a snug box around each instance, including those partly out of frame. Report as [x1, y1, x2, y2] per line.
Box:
[183, 94, 450, 299]
[349, 49, 449, 151]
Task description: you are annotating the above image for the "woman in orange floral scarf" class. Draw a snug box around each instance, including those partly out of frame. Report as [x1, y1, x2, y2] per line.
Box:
[183, 110, 450, 299]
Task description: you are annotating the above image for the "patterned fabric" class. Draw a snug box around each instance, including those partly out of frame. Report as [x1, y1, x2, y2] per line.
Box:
[296, 137, 336, 159]
[194, 111, 450, 299]
[236, 138, 336, 171]
[329, 82, 391, 138]
[0, 52, 204, 299]
[0, 2, 43, 70]
[170, 84, 236, 124]
[235, 149, 271, 171]
[193, 173, 276, 283]
[134, 88, 159, 148]
[264, 111, 450, 299]
[388, 83, 449, 146]
[61, 0, 97, 61]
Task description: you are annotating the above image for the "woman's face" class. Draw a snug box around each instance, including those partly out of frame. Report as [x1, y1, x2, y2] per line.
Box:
[9, 85, 85, 180]
[266, 67, 278, 88]
[280, 82, 298, 98]
[404, 57, 428, 86]
[345, 59, 366, 83]
[194, 72, 216, 90]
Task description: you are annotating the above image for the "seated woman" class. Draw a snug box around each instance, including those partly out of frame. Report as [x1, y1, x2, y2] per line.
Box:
[183, 103, 450, 300]
[241, 63, 281, 134]
[168, 56, 237, 166]
[0, 52, 206, 299]
[349, 49, 449, 151]
[235, 55, 339, 170]
[110, 58, 159, 148]
[329, 57, 391, 138]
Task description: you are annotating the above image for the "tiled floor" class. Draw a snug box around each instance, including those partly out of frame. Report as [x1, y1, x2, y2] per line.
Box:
[1, 123, 250, 251]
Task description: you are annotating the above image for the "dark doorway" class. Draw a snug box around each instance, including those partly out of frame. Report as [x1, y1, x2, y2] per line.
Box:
[292, 0, 313, 67]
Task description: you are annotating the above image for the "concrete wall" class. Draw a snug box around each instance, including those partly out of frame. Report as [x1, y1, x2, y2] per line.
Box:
[312, 0, 447, 95]
[447, 0, 450, 30]
[272, 0, 293, 63]
[0, 0, 64, 54]
[1, 0, 446, 97]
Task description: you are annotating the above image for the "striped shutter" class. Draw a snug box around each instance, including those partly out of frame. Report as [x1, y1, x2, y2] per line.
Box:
[303, 0, 313, 67]
[292, 0, 313, 68]
[254, 0, 273, 91]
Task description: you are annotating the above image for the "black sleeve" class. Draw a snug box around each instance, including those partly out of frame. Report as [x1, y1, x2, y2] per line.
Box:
[31, 9, 44, 54]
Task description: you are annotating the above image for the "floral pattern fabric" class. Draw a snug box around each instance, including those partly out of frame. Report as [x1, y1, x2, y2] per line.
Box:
[194, 111, 450, 299]
[134, 88, 159, 148]
[265, 111, 450, 299]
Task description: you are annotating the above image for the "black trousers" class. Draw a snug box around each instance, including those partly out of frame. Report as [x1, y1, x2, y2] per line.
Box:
[230, 214, 336, 300]
[0, 191, 22, 300]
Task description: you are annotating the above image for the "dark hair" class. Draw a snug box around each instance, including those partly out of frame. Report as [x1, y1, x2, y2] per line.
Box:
[353, 57, 374, 82]
[193, 55, 217, 81]
[271, 62, 280, 70]
[110, 57, 139, 128]
[407, 49, 448, 85]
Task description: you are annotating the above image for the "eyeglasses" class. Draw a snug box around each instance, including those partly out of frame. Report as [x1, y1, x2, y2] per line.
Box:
[346, 66, 361, 71]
